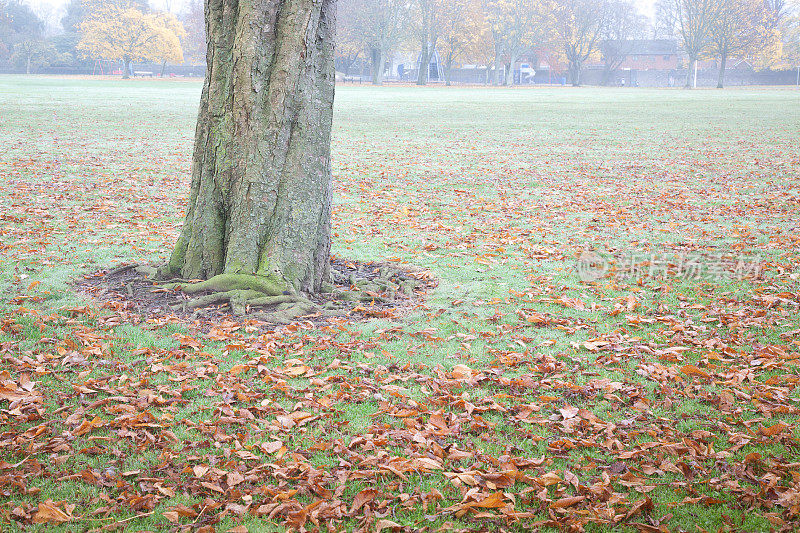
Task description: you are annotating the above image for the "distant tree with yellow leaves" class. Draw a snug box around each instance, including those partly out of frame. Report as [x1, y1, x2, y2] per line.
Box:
[482, 0, 550, 85]
[78, 5, 184, 78]
[438, 0, 486, 85]
[782, 11, 800, 67]
[709, 0, 775, 87]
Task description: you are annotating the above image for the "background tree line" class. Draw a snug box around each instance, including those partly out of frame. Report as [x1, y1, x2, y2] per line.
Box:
[0, 0, 205, 76]
[338, 0, 800, 87]
[0, 0, 798, 86]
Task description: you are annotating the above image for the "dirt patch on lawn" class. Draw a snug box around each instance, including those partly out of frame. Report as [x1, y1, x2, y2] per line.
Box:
[75, 258, 436, 331]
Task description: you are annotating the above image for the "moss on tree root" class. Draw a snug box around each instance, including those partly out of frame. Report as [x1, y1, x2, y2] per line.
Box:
[149, 261, 424, 325]
[173, 273, 288, 297]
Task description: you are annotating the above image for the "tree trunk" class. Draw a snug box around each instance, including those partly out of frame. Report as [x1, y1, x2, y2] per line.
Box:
[505, 54, 518, 86]
[601, 64, 613, 86]
[371, 47, 385, 85]
[493, 47, 503, 86]
[160, 60, 167, 77]
[417, 0, 430, 86]
[122, 57, 131, 79]
[166, 0, 335, 295]
[716, 54, 726, 88]
[26, 56, 31, 75]
[417, 44, 430, 85]
[685, 57, 695, 88]
[569, 62, 581, 86]
[343, 53, 359, 77]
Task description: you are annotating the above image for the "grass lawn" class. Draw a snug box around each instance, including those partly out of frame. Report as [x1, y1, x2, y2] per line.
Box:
[1, 75, 799, 531]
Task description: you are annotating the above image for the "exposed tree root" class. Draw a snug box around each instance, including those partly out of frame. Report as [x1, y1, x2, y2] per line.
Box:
[164, 273, 288, 297]
[164, 268, 420, 323]
[251, 300, 321, 324]
[80, 259, 433, 328]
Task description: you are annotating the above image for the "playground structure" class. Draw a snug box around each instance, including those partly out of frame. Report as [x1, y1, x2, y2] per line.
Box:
[92, 59, 123, 76]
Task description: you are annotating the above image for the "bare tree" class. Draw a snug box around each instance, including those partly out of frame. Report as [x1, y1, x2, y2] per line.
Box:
[438, 0, 484, 85]
[709, 0, 765, 87]
[413, 0, 440, 84]
[481, 0, 508, 85]
[763, 0, 788, 29]
[660, 0, 720, 88]
[600, 0, 650, 85]
[179, 0, 205, 64]
[340, 0, 408, 85]
[484, 0, 548, 86]
[551, 0, 609, 86]
[337, 0, 366, 76]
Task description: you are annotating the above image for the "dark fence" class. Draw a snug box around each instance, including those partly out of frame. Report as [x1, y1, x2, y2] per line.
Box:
[387, 66, 799, 87]
[579, 67, 799, 87]
[0, 62, 206, 77]
[1, 61, 796, 87]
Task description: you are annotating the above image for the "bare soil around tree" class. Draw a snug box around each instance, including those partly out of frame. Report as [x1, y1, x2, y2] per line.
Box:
[76, 258, 436, 330]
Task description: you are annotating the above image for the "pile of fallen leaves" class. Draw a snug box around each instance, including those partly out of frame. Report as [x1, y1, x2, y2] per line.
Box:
[1, 81, 800, 532]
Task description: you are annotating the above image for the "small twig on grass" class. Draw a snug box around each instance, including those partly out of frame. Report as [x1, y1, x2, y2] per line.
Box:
[106, 264, 139, 277]
[86, 510, 155, 532]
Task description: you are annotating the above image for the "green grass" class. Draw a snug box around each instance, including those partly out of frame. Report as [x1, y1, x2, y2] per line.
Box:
[0, 75, 799, 531]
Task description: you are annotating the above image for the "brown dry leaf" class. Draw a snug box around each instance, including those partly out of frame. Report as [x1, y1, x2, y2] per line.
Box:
[228, 364, 251, 376]
[681, 365, 711, 380]
[350, 489, 378, 514]
[227, 471, 245, 486]
[72, 416, 105, 437]
[559, 405, 579, 419]
[550, 496, 585, 509]
[32, 500, 74, 524]
[171, 504, 199, 518]
[260, 440, 284, 453]
[450, 364, 473, 380]
[375, 519, 402, 532]
[200, 481, 225, 493]
[760, 423, 788, 436]
[473, 492, 506, 508]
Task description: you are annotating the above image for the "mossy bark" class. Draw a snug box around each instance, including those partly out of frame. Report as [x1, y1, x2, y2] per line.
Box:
[168, 0, 335, 295]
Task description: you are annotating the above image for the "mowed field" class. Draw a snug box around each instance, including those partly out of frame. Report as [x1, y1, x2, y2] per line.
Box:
[1, 76, 800, 531]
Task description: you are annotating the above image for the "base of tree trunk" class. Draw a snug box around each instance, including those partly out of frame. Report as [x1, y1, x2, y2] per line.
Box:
[76, 259, 434, 329]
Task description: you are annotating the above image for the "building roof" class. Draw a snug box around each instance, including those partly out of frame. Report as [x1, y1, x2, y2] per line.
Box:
[603, 39, 678, 56]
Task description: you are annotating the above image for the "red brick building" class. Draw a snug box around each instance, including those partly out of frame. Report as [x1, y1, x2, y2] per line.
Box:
[602, 39, 679, 71]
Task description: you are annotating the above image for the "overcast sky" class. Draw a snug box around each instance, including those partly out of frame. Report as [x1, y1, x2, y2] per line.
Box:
[25, 0, 660, 29]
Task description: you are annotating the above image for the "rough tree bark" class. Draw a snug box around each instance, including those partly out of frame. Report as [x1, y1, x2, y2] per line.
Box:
[371, 47, 385, 85]
[416, 0, 430, 86]
[504, 54, 518, 86]
[685, 57, 696, 88]
[417, 42, 430, 85]
[716, 54, 727, 88]
[165, 0, 336, 297]
[492, 44, 503, 86]
[569, 61, 582, 86]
